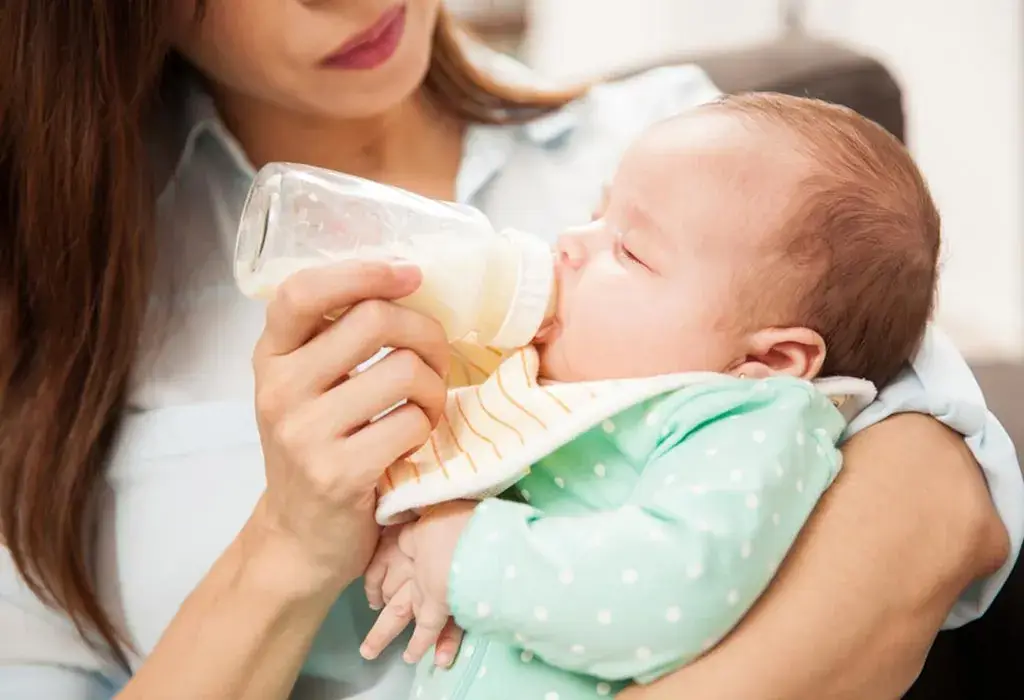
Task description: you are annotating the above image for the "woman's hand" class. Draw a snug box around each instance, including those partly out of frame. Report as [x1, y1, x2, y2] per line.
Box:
[618, 414, 1008, 700]
[249, 260, 450, 594]
[117, 261, 451, 700]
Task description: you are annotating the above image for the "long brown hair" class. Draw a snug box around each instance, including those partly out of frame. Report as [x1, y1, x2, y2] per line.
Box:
[0, 1, 582, 664]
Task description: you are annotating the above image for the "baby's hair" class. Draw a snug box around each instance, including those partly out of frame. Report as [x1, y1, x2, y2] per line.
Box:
[704, 93, 940, 387]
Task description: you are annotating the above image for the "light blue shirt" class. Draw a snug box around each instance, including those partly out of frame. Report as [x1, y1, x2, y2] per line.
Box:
[1, 54, 1021, 700]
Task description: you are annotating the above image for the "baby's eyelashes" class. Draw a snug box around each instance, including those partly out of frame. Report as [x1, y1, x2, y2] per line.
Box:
[616, 242, 650, 271]
[610, 227, 650, 271]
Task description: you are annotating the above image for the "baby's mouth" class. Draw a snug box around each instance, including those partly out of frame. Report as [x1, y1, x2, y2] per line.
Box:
[532, 268, 561, 345]
[533, 316, 559, 344]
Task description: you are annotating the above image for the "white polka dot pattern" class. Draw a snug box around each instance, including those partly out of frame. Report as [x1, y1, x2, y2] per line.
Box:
[435, 377, 847, 698]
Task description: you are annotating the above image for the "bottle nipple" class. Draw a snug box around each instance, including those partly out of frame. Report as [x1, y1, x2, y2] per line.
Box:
[486, 229, 557, 349]
[533, 288, 560, 343]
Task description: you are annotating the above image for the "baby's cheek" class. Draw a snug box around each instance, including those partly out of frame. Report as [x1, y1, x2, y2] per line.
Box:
[564, 305, 649, 377]
[611, 307, 690, 373]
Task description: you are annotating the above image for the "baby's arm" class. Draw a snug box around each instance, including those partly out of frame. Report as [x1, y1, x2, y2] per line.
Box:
[447, 378, 847, 683]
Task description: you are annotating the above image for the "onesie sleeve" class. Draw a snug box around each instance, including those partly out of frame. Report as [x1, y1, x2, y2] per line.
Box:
[446, 377, 846, 683]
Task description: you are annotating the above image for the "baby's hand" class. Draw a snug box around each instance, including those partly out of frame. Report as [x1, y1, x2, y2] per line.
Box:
[360, 502, 477, 665]
[361, 574, 453, 665]
[363, 526, 412, 612]
[363, 524, 445, 663]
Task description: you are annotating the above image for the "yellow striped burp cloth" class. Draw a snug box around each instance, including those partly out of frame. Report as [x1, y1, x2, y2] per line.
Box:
[374, 345, 877, 525]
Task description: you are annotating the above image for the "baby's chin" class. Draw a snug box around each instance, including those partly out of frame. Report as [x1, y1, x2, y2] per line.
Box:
[536, 336, 724, 383]
[533, 332, 578, 383]
[534, 341, 564, 382]
[535, 339, 621, 384]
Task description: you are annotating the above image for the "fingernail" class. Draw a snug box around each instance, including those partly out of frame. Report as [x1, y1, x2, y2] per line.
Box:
[435, 651, 452, 668]
[368, 602, 382, 611]
[359, 644, 375, 660]
[391, 262, 421, 285]
[403, 651, 415, 664]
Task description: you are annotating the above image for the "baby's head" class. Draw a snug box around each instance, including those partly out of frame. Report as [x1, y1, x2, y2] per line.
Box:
[537, 93, 940, 387]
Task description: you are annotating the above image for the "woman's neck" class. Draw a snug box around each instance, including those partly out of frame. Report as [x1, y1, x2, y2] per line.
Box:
[213, 88, 464, 201]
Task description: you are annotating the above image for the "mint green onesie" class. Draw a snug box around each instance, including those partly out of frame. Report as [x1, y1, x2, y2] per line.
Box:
[410, 376, 846, 700]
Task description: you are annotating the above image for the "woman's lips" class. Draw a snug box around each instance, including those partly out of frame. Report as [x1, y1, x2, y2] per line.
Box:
[320, 4, 406, 70]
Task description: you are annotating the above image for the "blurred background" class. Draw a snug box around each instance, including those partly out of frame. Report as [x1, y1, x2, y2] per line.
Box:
[452, 0, 1024, 363]
[451, 2, 1023, 698]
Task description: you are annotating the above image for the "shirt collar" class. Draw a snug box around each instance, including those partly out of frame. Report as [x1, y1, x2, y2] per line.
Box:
[462, 42, 582, 145]
[159, 44, 581, 203]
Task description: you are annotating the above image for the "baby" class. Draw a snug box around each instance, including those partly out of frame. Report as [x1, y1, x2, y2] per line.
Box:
[359, 92, 940, 700]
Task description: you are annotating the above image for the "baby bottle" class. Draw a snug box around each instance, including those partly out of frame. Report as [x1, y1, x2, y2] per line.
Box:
[234, 163, 555, 349]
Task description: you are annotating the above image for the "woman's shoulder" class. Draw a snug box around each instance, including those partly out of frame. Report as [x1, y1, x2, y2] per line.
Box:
[514, 61, 722, 160]
[578, 63, 723, 132]
[849, 325, 992, 435]
[471, 42, 721, 131]
[847, 323, 1023, 627]
[469, 63, 722, 237]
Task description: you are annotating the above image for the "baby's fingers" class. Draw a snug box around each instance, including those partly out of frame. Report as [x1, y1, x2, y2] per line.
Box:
[433, 618, 464, 668]
[403, 602, 450, 664]
[360, 583, 415, 660]
[365, 527, 405, 610]
[364, 555, 388, 611]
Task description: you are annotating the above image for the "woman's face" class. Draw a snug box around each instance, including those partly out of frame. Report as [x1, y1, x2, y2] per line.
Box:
[171, 0, 442, 119]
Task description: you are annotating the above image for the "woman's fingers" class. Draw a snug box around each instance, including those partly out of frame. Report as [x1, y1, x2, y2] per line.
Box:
[256, 261, 421, 358]
[320, 403, 434, 493]
[323, 348, 448, 433]
[274, 349, 446, 451]
[293, 299, 451, 396]
[256, 300, 450, 414]
[261, 348, 446, 472]
[360, 582, 416, 661]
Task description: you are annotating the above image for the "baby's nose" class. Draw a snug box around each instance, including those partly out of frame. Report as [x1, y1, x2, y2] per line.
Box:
[555, 227, 592, 270]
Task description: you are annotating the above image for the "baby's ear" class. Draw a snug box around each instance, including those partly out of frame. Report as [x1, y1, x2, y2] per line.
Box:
[728, 327, 826, 381]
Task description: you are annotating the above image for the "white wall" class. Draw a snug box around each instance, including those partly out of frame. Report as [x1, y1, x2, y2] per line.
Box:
[524, 0, 1024, 361]
[447, 0, 525, 21]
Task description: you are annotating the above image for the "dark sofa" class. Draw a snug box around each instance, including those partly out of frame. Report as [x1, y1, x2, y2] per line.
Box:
[623, 34, 1023, 700]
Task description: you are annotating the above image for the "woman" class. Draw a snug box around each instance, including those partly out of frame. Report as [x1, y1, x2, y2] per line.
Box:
[0, 1, 1019, 698]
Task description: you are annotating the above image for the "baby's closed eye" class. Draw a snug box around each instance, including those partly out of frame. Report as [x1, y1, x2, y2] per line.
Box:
[615, 233, 652, 271]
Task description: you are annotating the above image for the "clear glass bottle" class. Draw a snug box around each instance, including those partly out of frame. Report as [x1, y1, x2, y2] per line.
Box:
[234, 163, 555, 348]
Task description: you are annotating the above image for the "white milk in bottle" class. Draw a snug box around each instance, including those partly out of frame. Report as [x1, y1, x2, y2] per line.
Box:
[234, 163, 555, 348]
